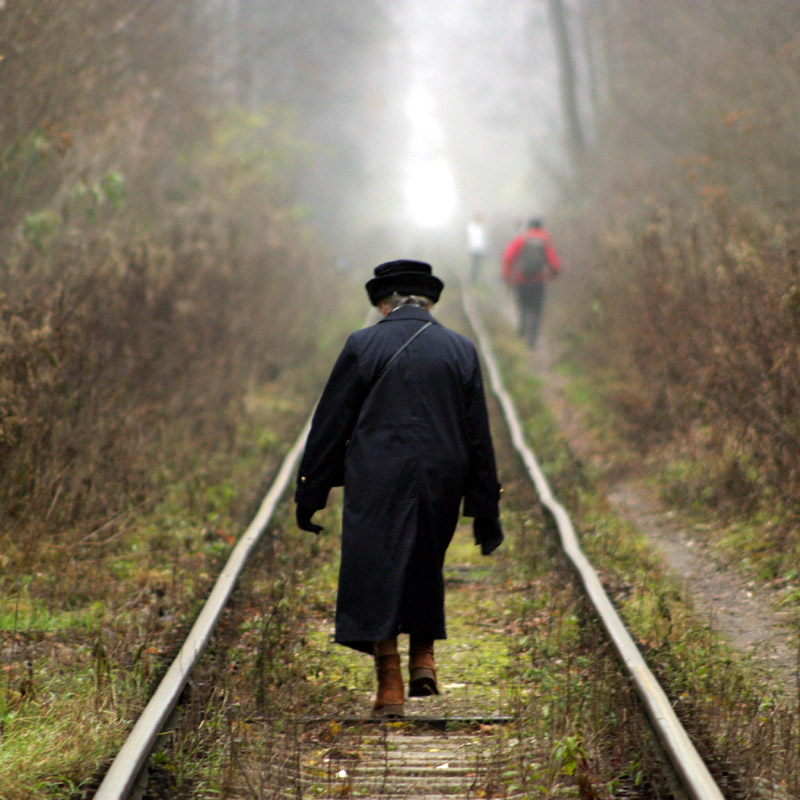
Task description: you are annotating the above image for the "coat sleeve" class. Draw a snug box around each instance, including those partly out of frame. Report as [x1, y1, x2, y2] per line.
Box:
[462, 349, 501, 518]
[295, 335, 366, 511]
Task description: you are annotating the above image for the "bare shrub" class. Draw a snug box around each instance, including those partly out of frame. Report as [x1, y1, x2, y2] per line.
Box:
[0, 0, 355, 557]
[564, 196, 800, 516]
[0, 217, 333, 552]
[555, 0, 800, 520]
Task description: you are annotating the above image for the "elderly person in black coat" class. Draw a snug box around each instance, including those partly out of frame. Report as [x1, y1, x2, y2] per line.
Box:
[295, 259, 503, 717]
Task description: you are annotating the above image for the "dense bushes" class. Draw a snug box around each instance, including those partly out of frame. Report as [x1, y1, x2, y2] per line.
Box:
[555, 0, 800, 518]
[0, 0, 389, 549]
[568, 199, 800, 513]
[0, 219, 329, 545]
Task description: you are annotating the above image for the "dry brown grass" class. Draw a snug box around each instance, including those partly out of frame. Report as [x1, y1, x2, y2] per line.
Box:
[563, 194, 800, 519]
[0, 215, 333, 559]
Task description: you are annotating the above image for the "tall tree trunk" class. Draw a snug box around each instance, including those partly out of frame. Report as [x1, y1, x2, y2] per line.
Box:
[548, 0, 586, 165]
[578, 0, 601, 118]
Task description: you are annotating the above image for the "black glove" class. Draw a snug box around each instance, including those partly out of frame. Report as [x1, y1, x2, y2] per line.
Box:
[296, 505, 324, 534]
[473, 516, 504, 556]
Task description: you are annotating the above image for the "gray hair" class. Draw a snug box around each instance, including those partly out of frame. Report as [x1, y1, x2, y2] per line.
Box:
[381, 292, 433, 311]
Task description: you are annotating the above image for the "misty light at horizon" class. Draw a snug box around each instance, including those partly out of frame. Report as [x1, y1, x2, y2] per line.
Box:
[402, 84, 459, 229]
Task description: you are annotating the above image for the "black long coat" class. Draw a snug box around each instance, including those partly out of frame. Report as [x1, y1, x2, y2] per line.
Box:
[295, 304, 500, 653]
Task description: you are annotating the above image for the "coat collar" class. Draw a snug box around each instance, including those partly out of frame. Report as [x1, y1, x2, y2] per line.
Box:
[377, 304, 438, 325]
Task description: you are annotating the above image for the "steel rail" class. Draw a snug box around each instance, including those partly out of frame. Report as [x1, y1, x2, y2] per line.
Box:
[93, 414, 313, 799]
[462, 287, 725, 800]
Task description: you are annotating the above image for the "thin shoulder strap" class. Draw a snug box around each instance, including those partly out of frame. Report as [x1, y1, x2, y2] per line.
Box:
[368, 321, 432, 395]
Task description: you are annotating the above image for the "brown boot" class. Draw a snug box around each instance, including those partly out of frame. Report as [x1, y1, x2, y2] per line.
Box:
[372, 653, 405, 718]
[409, 638, 439, 697]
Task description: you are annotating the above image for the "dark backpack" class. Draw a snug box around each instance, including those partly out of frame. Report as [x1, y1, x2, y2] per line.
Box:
[516, 234, 547, 278]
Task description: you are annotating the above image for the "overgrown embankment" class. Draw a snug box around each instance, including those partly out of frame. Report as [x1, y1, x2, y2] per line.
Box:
[0, 211, 359, 797]
[1, 223, 325, 544]
[553, 0, 800, 575]
[0, 122, 360, 794]
[0, 4, 383, 793]
[0, 0, 367, 554]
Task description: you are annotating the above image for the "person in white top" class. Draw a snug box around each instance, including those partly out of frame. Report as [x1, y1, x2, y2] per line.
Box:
[466, 213, 488, 283]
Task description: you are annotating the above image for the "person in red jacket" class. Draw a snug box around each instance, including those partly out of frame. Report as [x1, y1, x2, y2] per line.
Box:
[502, 217, 561, 347]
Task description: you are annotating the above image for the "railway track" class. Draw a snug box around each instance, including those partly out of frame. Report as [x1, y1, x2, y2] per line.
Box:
[92, 286, 728, 800]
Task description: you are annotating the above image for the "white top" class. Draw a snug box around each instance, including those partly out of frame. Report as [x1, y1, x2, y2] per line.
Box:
[467, 220, 487, 253]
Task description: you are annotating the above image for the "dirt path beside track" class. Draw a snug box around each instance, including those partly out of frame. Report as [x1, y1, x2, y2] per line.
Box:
[530, 336, 799, 699]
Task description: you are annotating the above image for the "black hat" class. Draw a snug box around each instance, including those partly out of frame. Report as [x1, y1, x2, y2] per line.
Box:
[365, 259, 444, 306]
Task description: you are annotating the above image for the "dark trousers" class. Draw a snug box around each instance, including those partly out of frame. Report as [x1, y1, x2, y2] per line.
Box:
[515, 282, 545, 347]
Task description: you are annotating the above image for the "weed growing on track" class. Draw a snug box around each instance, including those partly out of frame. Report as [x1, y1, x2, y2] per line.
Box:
[164, 512, 628, 798]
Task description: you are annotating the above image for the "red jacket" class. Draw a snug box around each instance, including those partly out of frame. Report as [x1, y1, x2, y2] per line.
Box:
[502, 227, 561, 285]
